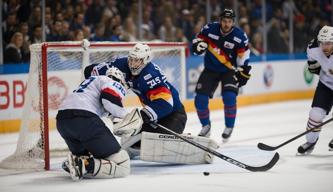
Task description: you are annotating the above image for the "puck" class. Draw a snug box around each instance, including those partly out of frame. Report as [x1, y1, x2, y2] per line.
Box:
[203, 172, 210, 176]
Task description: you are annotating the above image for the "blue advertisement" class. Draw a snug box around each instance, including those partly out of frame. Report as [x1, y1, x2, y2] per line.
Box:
[186, 56, 204, 99]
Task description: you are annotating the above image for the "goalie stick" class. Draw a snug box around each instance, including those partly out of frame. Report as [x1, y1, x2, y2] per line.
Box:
[150, 123, 279, 172]
[257, 117, 333, 151]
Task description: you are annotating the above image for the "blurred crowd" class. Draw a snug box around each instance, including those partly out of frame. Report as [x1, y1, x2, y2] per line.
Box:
[2, 0, 332, 64]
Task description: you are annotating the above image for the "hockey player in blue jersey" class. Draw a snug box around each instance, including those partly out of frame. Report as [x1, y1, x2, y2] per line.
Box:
[84, 43, 187, 154]
[192, 9, 251, 141]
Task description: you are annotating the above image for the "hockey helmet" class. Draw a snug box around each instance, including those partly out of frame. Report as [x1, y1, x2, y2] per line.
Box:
[220, 9, 235, 19]
[106, 66, 126, 87]
[128, 43, 152, 75]
[317, 25, 333, 43]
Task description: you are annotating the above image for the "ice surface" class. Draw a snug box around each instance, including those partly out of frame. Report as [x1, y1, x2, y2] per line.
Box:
[0, 100, 332, 192]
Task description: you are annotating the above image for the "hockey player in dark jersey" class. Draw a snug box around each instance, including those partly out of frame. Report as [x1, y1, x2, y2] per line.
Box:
[84, 43, 187, 155]
[192, 9, 251, 142]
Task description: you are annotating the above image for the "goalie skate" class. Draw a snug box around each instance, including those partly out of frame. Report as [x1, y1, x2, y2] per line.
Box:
[67, 154, 85, 181]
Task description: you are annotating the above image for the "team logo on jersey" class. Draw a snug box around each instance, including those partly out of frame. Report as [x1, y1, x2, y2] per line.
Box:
[144, 74, 152, 80]
[233, 37, 241, 43]
[208, 33, 219, 40]
[224, 41, 235, 49]
[329, 68, 333, 75]
[263, 64, 274, 88]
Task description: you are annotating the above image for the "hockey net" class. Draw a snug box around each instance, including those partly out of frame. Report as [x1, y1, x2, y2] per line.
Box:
[0, 41, 187, 170]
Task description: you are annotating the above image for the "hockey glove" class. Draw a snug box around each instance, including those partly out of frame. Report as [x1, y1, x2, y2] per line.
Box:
[307, 60, 321, 75]
[113, 108, 143, 137]
[140, 109, 153, 124]
[192, 38, 208, 55]
[236, 65, 252, 87]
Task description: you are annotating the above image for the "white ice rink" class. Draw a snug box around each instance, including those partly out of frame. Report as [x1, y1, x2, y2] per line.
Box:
[0, 99, 332, 192]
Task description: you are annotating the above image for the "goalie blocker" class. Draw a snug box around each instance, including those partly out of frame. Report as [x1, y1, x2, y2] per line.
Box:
[140, 132, 219, 164]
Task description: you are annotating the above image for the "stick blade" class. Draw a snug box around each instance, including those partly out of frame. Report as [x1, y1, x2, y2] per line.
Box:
[247, 152, 280, 172]
[257, 142, 277, 151]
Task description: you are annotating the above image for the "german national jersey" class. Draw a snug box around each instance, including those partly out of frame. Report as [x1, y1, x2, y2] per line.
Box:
[59, 75, 127, 118]
[86, 57, 183, 121]
[307, 38, 333, 90]
[197, 22, 250, 72]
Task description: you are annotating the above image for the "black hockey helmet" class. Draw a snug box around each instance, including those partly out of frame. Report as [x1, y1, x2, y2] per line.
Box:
[220, 8, 235, 19]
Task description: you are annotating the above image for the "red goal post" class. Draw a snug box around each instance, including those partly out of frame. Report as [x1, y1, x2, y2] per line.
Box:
[0, 41, 187, 170]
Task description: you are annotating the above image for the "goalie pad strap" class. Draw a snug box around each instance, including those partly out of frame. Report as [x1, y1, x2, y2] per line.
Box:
[140, 132, 219, 164]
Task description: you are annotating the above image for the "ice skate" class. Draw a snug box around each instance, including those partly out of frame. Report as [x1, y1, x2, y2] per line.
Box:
[222, 127, 233, 142]
[67, 153, 86, 181]
[297, 139, 318, 155]
[198, 124, 211, 137]
[62, 159, 70, 173]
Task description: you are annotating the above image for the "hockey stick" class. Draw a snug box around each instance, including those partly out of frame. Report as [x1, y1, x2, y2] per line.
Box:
[257, 117, 333, 151]
[151, 123, 279, 172]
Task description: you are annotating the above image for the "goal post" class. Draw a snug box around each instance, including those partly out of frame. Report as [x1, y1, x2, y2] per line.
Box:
[0, 41, 187, 170]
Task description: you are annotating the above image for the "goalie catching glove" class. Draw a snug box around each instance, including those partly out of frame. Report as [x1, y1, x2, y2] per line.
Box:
[113, 108, 143, 137]
[192, 38, 208, 55]
[236, 65, 251, 87]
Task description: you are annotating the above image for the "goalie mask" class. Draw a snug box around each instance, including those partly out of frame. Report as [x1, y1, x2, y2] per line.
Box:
[106, 66, 127, 88]
[128, 43, 152, 75]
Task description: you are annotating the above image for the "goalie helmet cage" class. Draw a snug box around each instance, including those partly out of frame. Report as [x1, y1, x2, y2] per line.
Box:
[0, 41, 187, 171]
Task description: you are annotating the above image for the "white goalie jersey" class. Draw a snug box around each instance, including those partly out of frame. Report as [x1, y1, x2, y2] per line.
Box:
[307, 44, 333, 90]
[59, 75, 127, 118]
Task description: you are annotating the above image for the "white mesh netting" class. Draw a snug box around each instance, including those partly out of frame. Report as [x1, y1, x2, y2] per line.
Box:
[0, 41, 186, 170]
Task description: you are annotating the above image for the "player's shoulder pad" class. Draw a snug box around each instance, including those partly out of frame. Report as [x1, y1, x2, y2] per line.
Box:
[200, 22, 219, 34]
[308, 38, 319, 49]
[142, 63, 161, 78]
[232, 27, 249, 44]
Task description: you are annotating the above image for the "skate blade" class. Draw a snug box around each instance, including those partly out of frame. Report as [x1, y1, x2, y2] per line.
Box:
[296, 150, 314, 156]
[329, 148, 333, 151]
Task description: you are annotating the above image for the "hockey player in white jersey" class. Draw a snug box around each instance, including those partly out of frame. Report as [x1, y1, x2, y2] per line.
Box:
[56, 66, 131, 181]
[297, 25, 333, 154]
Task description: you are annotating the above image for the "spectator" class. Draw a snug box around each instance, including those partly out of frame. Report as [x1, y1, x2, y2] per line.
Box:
[82, 26, 92, 40]
[122, 17, 137, 41]
[3, 12, 18, 45]
[18, 22, 30, 62]
[73, 29, 84, 41]
[28, 6, 42, 30]
[90, 23, 107, 41]
[31, 25, 43, 44]
[85, 0, 104, 27]
[159, 16, 176, 42]
[70, 13, 85, 31]
[110, 25, 123, 42]
[47, 20, 68, 42]
[4, 32, 24, 64]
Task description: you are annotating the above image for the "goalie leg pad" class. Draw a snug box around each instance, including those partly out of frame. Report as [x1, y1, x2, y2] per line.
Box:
[91, 150, 130, 179]
[140, 132, 219, 164]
